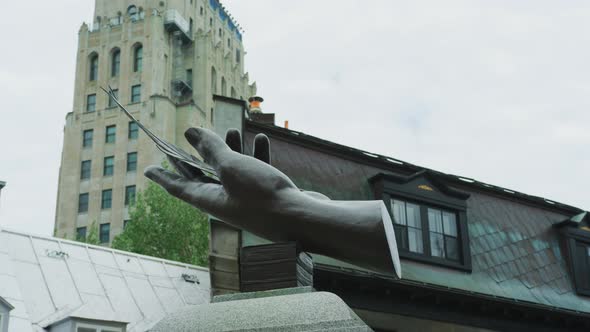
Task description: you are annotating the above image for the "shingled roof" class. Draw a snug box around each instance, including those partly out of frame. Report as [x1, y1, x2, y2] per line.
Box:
[243, 120, 590, 318]
[0, 227, 210, 331]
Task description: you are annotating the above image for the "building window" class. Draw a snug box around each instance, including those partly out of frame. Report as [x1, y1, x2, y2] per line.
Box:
[125, 185, 136, 206]
[78, 193, 89, 213]
[236, 49, 241, 63]
[557, 214, 590, 297]
[86, 94, 96, 112]
[124, 219, 131, 229]
[211, 67, 217, 94]
[105, 125, 116, 143]
[76, 227, 87, 241]
[230, 87, 236, 98]
[128, 5, 139, 21]
[111, 49, 120, 77]
[103, 156, 114, 176]
[75, 322, 124, 332]
[186, 69, 193, 87]
[133, 45, 143, 72]
[108, 89, 118, 108]
[89, 54, 99, 81]
[221, 77, 227, 96]
[200, 6, 204, 15]
[80, 160, 91, 180]
[218, 28, 222, 37]
[101, 189, 112, 209]
[371, 171, 471, 271]
[99, 223, 110, 243]
[82, 129, 93, 148]
[128, 122, 138, 139]
[127, 152, 137, 172]
[131, 84, 141, 103]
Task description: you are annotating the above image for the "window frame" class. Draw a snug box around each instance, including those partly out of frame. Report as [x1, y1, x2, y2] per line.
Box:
[83, 129, 93, 148]
[131, 84, 141, 103]
[111, 49, 120, 77]
[128, 121, 138, 139]
[101, 189, 112, 209]
[78, 193, 89, 213]
[562, 227, 590, 297]
[89, 54, 99, 81]
[125, 185, 136, 206]
[76, 227, 87, 241]
[108, 89, 119, 108]
[105, 125, 116, 143]
[76, 321, 123, 332]
[126, 152, 137, 172]
[372, 172, 472, 271]
[133, 45, 143, 72]
[86, 94, 97, 112]
[99, 223, 111, 244]
[103, 156, 114, 176]
[80, 160, 91, 180]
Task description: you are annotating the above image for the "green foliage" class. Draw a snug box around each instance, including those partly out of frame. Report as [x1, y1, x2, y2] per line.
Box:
[112, 182, 210, 266]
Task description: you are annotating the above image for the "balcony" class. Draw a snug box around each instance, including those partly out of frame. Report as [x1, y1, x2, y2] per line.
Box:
[164, 10, 192, 43]
[171, 79, 193, 97]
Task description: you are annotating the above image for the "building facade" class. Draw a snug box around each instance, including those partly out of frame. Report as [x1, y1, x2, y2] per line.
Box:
[54, 0, 256, 244]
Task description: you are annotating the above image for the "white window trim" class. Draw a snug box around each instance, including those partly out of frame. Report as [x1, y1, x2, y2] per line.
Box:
[75, 322, 123, 332]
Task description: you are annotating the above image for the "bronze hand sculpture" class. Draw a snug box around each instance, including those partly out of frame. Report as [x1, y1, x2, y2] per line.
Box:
[145, 128, 401, 278]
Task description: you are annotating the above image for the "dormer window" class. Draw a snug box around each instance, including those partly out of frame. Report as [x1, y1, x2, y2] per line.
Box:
[370, 171, 471, 271]
[555, 212, 590, 296]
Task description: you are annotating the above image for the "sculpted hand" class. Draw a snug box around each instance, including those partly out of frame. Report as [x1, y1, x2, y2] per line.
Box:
[145, 128, 400, 277]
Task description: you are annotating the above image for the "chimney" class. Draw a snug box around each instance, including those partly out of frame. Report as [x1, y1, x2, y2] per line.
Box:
[248, 96, 264, 113]
[248, 96, 275, 126]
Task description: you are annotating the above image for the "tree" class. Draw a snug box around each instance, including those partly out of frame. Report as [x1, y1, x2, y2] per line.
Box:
[112, 182, 210, 266]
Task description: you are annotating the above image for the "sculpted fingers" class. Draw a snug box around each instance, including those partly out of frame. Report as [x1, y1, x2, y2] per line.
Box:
[185, 127, 231, 168]
[144, 166, 189, 198]
[167, 156, 202, 180]
[253, 133, 271, 164]
[225, 129, 242, 153]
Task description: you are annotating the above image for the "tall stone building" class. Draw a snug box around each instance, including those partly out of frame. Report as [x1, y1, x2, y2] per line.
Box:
[54, 0, 256, 244]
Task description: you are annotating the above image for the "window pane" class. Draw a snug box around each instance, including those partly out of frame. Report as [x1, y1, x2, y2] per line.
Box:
[81, 160, 91, 180]
[108, 89, 118, 108]
[445, 236, 459, 261]
[128, 122, 138, 139]
[77, 328, 97, 332]
[106, 125, 116, 143]
[430, 233, 445, 257]
[125, 186, 136, 206]
[406, 203, 421, 228]
[442, 211, 457, 236]
[127, 152, 137, 172]
[78, 193, 89, 213]
[76, 227, 87, 241]
[99, 223, 110, 243]
[428, 208, 443, 233]
[393, 225, 408, 250]
[131, 84, 141, 103]
[104, 156, 114, 176]
[83, 129, 93, 148]
[86, 94, 96, 112]
[408, 227, 424, 253]
[134, 46, 143, 72]
[392, 200, 406, 225]
[112, 50, 120, 77]
[101, 189, 112, 209]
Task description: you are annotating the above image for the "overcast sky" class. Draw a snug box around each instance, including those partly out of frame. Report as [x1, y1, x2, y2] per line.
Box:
[1, 1, 589, 236]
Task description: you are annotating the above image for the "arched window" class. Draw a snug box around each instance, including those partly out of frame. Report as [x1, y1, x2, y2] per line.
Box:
[128, 5, 138, 21]
[89, 53, 99, 81]
[221, 77, 227, 96]
[133, 45, 143, 72]
[230, 87, 237, 98]
[111, 48, 120, 77]
[211, 67, 217, 94]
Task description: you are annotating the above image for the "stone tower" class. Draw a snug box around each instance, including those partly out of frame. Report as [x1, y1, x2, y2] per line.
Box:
[54, 0, 256, 244]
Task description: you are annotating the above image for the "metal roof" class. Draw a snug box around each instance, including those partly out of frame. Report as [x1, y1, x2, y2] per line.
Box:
[0, 227, 210, 331]
[243, 121, 590, 316]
